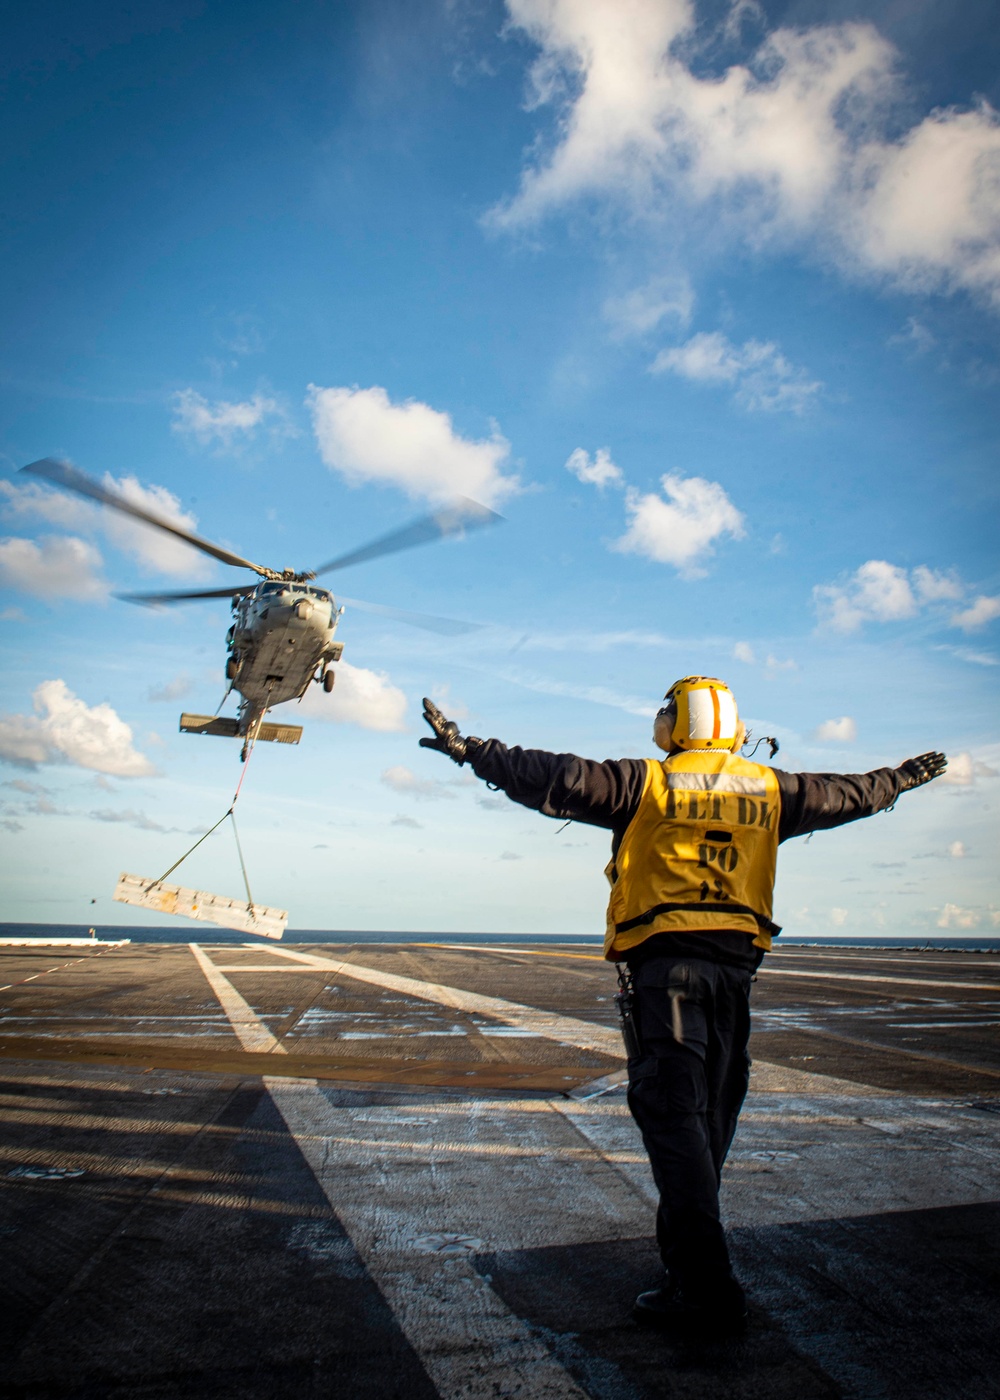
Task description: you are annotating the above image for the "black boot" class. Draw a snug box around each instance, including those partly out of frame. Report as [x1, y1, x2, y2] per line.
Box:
[633, 1277, 748, 1337]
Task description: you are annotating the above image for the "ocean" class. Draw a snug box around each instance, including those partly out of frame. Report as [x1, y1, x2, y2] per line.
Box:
[2, 923, 999, 952]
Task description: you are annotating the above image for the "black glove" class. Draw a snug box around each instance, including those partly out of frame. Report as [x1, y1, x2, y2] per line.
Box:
[896, 751, 947, 790]
[419, 697, 481, 766]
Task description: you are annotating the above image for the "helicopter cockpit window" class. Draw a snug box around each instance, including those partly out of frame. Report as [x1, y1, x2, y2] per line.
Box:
[261, 583, 284, 596]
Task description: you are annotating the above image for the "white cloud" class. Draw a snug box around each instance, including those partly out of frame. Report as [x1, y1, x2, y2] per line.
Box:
[0, 536, 107, 599]
[172, 389, 283, 448]
[814, 560, 917, 632]
[391, 814, 423, 828]
[830, 907, 849, 927]
[492, 1, 1000, 306]
[764, 653, 796, 675]
[888, 317, 936, 355]
[947, 647, 998, 666]
[912, 566, 963, 604]
[951, 595, 1000, 632]
[91, 807, 171, 833]
[0, 680, 155, 776]
[651, 331, 821, 412]
[1, 472, 212, 581]
[307, 384, 518, 506]
[603, 274, 694, 338]
[381, 764, 456, 800]
[100, 476, 212, 579]
[936, 903, 981, 929]
[613, 473, 744, 576]
[940, 751, 998, 786]
[0, 479, 94, 530]
[565, 446, 624, 489]
[948, 840, 966, 858]
[816, 561, 1000, 634]
[426, 684, 469, 721]
[148, 674, 192, 703]
[732, 641, 797, 674]
[851, 103, 1000, 303]
[296, 661, 407, 732]
[813, 716, 857, 743]
[496, 666, 657, 716]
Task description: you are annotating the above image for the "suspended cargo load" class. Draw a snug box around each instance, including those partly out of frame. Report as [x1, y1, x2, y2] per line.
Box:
[179, 713, 303, 745]
[114, 872, 287, 939]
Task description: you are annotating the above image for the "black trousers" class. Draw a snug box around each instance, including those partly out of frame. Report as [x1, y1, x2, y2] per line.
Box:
[625, 954, 752, 1297]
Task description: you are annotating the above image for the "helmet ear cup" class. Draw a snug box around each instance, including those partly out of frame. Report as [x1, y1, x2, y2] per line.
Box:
[653, 701, 678, 754]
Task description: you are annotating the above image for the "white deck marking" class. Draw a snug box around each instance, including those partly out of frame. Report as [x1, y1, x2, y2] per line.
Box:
[415, 943, 605, 960]
[559, 1090, 1000, 1227]
[759, 966, 1000, 993]
[268, 1080, 637, 1400]
[257, 944, 625, 1057]
[211, 965, 330, 972]
[188, 944, 287, 1054]
[252, 945, 894, 1091]
[159, 946, 1000, 1396]
[188, 945, 590, 1398]
[405, 943, 1000, 993]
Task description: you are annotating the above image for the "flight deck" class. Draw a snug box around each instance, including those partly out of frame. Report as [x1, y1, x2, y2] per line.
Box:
[1, 939, 997, 1399]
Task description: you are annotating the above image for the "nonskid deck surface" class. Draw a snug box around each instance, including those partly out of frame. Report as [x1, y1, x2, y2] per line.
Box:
[0, 942, 997, 1399]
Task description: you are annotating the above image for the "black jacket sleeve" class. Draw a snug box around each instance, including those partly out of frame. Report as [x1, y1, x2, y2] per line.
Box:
[774, 767, 905, 842]
[467, 739, 648, 833]
[469, 740, 906, 846]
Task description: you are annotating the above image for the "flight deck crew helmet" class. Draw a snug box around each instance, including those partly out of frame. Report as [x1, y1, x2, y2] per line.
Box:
[654, 676, 745, 754]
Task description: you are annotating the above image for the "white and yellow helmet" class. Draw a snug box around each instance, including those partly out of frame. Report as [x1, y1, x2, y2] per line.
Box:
[655, 675, 744, 753]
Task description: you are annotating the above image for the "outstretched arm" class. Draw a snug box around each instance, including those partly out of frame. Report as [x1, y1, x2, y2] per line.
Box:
[419, 698, 647, 831]
[776, 751, 947, 841]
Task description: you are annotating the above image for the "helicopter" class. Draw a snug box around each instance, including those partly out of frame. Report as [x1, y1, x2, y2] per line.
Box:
[21, 457, 500, 759]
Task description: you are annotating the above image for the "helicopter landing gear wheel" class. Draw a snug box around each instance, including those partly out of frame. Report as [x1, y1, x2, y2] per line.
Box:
[322, 668, 335, 693]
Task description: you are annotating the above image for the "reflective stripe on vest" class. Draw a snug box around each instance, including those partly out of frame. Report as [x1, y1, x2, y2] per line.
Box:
[604, 752, 781, 960]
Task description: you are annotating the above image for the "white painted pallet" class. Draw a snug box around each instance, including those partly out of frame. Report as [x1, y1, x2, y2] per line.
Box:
[114, 872, 286, 939]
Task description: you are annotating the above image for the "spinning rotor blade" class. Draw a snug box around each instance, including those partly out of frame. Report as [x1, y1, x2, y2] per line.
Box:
[116, 584, 258, 607]
[21, 458, 270, 576]
[312, 497, 502, 576]
[338, 595, 484, 636]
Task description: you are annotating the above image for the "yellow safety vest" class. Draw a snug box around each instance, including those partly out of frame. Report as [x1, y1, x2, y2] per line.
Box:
[604, 751, 781, 960]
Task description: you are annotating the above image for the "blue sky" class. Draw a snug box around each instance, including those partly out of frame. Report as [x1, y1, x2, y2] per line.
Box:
[1, 0, 998, 938]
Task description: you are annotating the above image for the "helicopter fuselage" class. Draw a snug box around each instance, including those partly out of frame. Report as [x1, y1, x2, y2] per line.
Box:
[227, 581, 343, 731]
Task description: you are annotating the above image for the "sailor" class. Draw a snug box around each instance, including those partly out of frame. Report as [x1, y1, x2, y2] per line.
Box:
[419, 679, 946, 1338]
